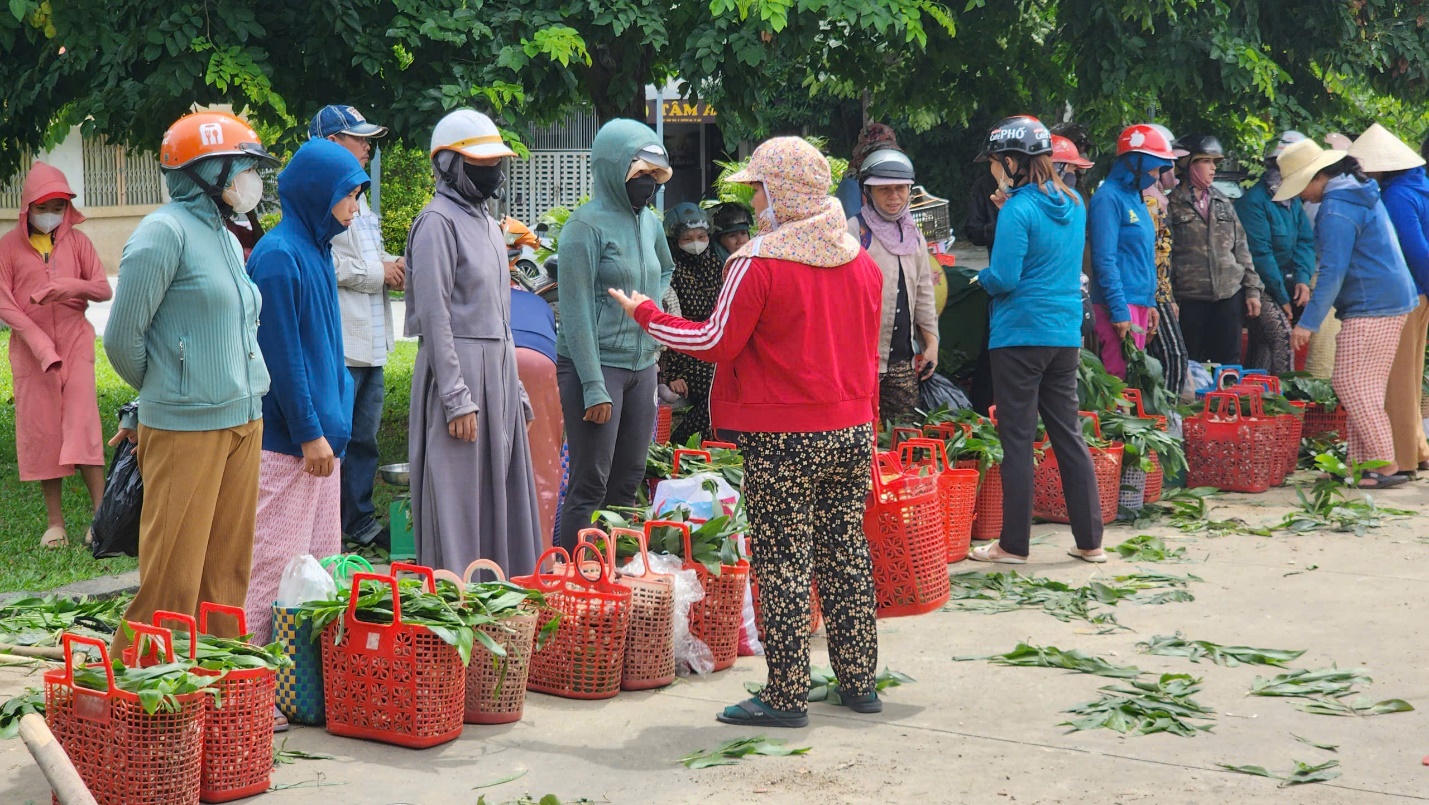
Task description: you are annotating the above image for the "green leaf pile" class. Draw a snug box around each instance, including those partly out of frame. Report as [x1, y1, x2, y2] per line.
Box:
[1248, 667, 1414, 717]
[968, 641, 1141, 678]
[678, 735, 811, 769]
[1061, 674, 1215, 737]
[0, 688, 44, 739]
[1111, 535, 1187, 563]
[1137, 634, 1305, 667]
[1218, 759, 1341, 787]
[947, 570, 1201, 628]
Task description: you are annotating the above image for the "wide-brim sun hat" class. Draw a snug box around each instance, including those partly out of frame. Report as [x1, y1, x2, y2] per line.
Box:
[430, 108, 518, 160]
[1348, 122, 1427, 173]
[1272, 139, 1347, 202]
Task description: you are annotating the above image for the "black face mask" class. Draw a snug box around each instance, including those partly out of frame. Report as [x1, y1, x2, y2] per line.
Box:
[464, 163, 505, 200]
[626, 175, 657, 211]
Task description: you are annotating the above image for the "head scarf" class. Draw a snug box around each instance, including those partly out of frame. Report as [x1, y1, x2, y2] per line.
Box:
[860, 190, 923, 256]
[727, 137, 860, 268]
[1188, 159, 1216, 217]
[848, 122, 899, 178]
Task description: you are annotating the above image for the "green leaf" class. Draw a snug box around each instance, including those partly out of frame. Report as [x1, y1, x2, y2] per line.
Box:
[1291, 734, 1338, 752]
[678, 735, 811, 769]
[1217, 763, 1278, 779]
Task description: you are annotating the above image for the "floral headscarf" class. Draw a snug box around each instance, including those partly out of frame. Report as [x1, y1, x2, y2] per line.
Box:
[726, 137, 861, 268]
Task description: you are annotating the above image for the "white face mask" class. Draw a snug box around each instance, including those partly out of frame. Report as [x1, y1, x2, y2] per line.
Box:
[29, 211, 63, 234]
[221, 169, 265, 214]
[679, 240, 708, 256]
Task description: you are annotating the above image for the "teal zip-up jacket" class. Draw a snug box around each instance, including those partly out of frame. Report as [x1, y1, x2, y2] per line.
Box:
[1234, 178, 1316, 306]
[555, 119, 674, 408]
[104, 159, 270, 431]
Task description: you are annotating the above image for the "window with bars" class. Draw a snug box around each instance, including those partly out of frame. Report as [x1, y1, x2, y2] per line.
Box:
[82, 136, 164, 207]
[506, 151, 594, 225]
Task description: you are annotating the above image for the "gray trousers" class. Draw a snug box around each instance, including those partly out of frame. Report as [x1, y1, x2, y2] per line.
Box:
[990, 346, 1104, 556]
[556, 358, 657, 551]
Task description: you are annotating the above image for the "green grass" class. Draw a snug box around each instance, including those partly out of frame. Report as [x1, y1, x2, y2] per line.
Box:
[0, 339, 417, 594]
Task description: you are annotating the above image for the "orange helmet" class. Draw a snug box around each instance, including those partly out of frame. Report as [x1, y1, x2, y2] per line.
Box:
[159, 111, 280, 170]
[1050, 135, 1094, 169]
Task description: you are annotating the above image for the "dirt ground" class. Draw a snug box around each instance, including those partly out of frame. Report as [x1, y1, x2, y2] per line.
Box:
[3, 476, 1428, 804]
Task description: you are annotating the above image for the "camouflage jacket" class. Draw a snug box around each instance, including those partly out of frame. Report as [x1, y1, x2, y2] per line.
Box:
[1167, 184, 1264, 303]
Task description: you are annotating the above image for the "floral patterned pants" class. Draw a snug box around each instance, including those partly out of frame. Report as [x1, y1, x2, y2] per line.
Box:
[738, 423, 878, 713]
[879, 359, 921, 424]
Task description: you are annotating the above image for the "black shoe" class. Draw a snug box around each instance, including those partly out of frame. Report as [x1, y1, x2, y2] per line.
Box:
[345, 520, 388, 550]
[832, 688, 883, 713]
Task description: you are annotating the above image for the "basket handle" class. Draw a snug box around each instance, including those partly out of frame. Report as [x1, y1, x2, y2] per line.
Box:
[672, 448, 712, 476]
[431, 569, 467, 606]
[389, 561, 437, 593]
[569, 540, 612, 585]
[701, 440, 738, 450]
[1120, 389, 1147, 418]
[1078, 410, 1103, 439]
[897, 437, 949, 474]
[1229, 385, 1266, 417]
[346, 572, 401, 626]
[869, 452, 901, 500]
[890, 426, 921, 449]
[1203, 391, 1241, 422]
[524, 547, 573, 593]
[126, 622, 177, 663]
[463, 559, 508, 584]
[198, 602, 248, 638]
[61, 634, 112, 689]
[320, 553, 375, 583]
[1215, 367, 1242, 389]
[150, 611, 199, 660]
[644, 518, 693, 567]
[610, 527, 656, 579]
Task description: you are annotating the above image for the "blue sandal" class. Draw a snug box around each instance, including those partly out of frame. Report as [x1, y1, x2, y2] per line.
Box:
[716, 697, 809, 728]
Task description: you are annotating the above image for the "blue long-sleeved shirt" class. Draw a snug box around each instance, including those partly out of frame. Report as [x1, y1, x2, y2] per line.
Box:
[1379, 167, 1429, 298]
[248, 139, 368, 457]
[980, 182, 1087, 349]
[1234, 179, 1317, 306]
[1088, 160, 1160, 321]
[1300, 176, 1417, 331]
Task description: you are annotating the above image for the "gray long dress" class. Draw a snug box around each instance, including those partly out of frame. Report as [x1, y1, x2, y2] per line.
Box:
[405, 178, 540, 578]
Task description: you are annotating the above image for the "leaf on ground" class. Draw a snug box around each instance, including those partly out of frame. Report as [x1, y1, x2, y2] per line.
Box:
[1217, 763, 1278, 779]
[1283, 759, 1342, 787]
[1138, 634, 1305, 667]
[1060, 673, 1214, 737]
[1112, 535, 1187, 562]
[983, 641, 1141, 678]
[1292, 734, 1338, 752]
[472, 769, 529, 789]
[678, 735, 810, 769]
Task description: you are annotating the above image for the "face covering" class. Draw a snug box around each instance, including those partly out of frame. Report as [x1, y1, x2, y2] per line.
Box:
[1189, 160, 1216, 194]
[464, 163, 505, 199]
[626, 174, 657, 211]
[29, 211, 63, 234]
[1158, 168, 1178, 191]
[757, 205, 779, 233]
[221, 170, 264, 215]
[679, 240, 708, 256]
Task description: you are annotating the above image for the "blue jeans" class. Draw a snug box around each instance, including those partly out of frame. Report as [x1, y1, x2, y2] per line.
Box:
[341, 365, 384, 537]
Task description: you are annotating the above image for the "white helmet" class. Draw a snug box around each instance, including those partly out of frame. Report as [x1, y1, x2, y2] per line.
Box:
[1266, 130, 1307, 160]
[430, 109, 518, 160]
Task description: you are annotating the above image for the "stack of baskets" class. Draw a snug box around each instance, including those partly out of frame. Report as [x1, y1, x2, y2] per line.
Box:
[516, 544, 633, 700]
[644, 519, 749, 673]
[864, 452, 951, 617]
[897, 437, 979, 562]
[1183, 390, 1279, 493]
[1032, 412, 1124, 525]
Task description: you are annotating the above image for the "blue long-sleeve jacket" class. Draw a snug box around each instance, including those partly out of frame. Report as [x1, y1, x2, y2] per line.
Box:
[1300, 176, 1417, 332]
[247, 139, 369, 457]
[980, 182, 1087, 349]
[1234, 179, 1317, 306]
[1379, 167, 1429, 298]
[1088, 160, 1158, 321]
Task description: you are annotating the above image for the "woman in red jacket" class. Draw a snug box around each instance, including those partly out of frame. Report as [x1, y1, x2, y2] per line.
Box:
[611, 137, 883, 728]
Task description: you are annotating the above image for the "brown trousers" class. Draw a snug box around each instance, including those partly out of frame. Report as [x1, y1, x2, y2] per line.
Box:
[1386, 295, 1429, 472]
[112, 420, 262, 654]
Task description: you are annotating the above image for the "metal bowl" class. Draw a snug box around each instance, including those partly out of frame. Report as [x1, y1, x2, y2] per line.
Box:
[378, 463, 410, 487]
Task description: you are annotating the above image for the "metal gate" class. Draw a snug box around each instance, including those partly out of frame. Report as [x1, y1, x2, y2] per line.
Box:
[505, 150, 593, 226]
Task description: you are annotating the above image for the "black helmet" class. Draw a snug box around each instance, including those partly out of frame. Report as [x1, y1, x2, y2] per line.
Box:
[1173, 134, 1224, 160]
[858, 148, 916, 185]
[976, 115, 1053, 162]
[664, 202, 710, 241]
[710, 203, 754, 238]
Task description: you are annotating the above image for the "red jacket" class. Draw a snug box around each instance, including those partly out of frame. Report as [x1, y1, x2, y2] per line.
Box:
[634, 252, 882, 433]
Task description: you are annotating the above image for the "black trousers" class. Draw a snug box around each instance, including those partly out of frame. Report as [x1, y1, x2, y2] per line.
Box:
[1179, 291, 1245, 365]
[990, 346, 1104, 556]
[556, 358, 657, 551]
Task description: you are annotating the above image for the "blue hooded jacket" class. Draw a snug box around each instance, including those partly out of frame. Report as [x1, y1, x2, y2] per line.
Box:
[247, 139, 369, 458]
[979, 181, 1087, 349]
[1234, 178, 1317, 306]
[1088, 158, 1164, 321]
[1300, 176, 1417, 332]
[1378, 166, 1429, 298]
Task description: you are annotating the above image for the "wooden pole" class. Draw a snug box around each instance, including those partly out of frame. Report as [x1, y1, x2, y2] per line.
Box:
[0, 643, 66, 660]
[18, 714, 99, 805]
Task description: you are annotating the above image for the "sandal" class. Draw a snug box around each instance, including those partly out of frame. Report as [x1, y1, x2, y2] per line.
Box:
[1358, 471, 1408, 490]
[829, 687, 882, 714]
[273, 706, 290, 733]
[1067, 548, 1108, 564]
[40, 526, 67, 549]
[969, 544, 1027, 564]
[716, 697, 808, 728]
[83, 527, 93, 546]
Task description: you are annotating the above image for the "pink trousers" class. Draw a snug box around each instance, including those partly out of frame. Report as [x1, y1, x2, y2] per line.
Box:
[1092, 304, 1153, 378]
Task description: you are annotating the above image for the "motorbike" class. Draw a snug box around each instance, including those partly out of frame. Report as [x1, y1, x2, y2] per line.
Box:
[503, 216, 559, 311]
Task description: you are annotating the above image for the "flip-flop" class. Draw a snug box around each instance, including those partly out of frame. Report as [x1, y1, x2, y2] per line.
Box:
[40, 526, 67, 549]
[969, 544, 1027, 564]
[1358, 471, 1408, 490]
[1067, 548, 1109, 564]
[83, 527, 93, 546]
[273, 706, 290, 733]
[715, 697, 808, 728]
[828, 686, 883, 713]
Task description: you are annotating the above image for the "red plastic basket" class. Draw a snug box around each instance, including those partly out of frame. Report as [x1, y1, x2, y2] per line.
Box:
[655, 404, 672, 444]
[1303, 401, 1347, 442]
[956, 460, 1004, 541]
[1032, 412, 1124, 524]
[1144, 451, 1164, 503]
[321, 565, 466, 748]
[889, 426, 922, 449]
[898, 438, 979, 563]
[606, 528, 677, 691]
[864, 452, 952, 618]
[644, 519, 750, 673]
[454, 561, 538, 726]
[1284, 401, 1306, 475]
[515, 544, 633, 699]
[45, 630, 206, 805]
[148, 605, 274, 804]
[1183, 391, 1278, 493]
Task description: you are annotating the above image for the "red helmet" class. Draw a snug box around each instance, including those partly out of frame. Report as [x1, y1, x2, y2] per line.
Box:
[1050, 135, 1094, 169]
[1116, 124, 1178, 160]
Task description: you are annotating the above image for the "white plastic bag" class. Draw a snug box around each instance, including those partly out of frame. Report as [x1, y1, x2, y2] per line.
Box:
[275, 554, 337, 607]
[733, 534, 764, 656]
[653, 472, 738, 521]
[626, 552, 715, 676]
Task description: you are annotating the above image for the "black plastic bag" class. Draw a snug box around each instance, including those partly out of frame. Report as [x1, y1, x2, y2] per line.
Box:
[920, 372, 972, 414]
[91, 437, 142, 559]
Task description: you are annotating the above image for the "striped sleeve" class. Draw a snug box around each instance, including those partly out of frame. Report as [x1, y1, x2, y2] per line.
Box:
[632, 255, 768, 364]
